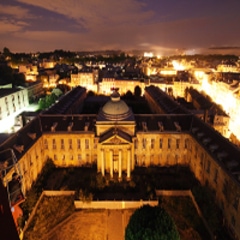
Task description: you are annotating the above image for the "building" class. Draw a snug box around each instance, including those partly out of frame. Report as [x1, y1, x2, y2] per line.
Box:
[0, 86, 240, 239]
[0, 88, 29, 132]
[71, 68, 98, 92]
[24, 81, 44, 102]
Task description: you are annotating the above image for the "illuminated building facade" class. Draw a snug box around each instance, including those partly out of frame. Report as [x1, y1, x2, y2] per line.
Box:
[0, 88, 29, 132]
[71, 69, 98, 92]
[19, 64, 38, 81]
[25, 81, 44, 102]
[0, 86, 240, 239]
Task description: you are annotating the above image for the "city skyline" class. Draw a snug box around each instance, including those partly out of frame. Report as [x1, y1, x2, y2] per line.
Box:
[1, 0, 240, 54]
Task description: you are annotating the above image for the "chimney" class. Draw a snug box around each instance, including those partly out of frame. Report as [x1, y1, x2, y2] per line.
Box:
[51, 122, 58, 132]
[68, 122, 73, 131]
[158, 121, 164, 132]
[84, 122, 90, 131]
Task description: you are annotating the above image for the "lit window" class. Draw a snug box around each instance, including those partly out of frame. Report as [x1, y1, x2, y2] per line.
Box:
[142, 138, 146, 149]
[44, 139, 48, 149]
[151, 139, 155, 149]
[233, 197, 239, 210]
[159, 139, 163, 149]
[158, 154, 162, 165]
[86, 154, 90, 163]
[168, 139, 171, 149]
[85, 139, 89, 149]
[222, 179, 228, 197]
[134, 139, 138, 149]
[231, 216, 236, 227]
[176, 139, 180, 149]
[61, 139, 64, 150]
[78, 154, 82, 163]
[134, 155, 138, 165]
[77, 139, 81, 149]
[69, 139, 72, 149]
[94, 139, 98, 149]
[150, 155, 154, 165]
[175, 155, 179, 164]
[206, 160, 211, 173]
[214, 169, 218, 183]
[52, 139, 56, 150]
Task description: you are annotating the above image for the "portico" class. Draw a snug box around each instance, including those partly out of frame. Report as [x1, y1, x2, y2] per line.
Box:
[99, 145, 132, 179]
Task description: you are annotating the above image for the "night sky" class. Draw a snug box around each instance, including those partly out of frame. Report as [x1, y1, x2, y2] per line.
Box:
[1, 0, 240, 54]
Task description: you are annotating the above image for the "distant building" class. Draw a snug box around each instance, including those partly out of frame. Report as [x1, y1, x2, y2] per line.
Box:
[71, 68, 98, 92]
[18, 64, 38, 81]
[24, 81, 44, 102]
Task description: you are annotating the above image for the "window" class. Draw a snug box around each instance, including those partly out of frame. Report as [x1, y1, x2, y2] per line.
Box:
[194, 146, 198, 158]
[134, 139, 138, 149]
[184, 139, 188, 149]
[62, 155, 65, 165]
[166, 154, 170, 165]
[159, 139, 163, 149]
[206, 160, 211, 173]
[77, 139, 81, 149]
[151, 139, 155, 149]
[231, 216, 236, 227]
[69, 139, 72, 149]
[93, 154, 97, 163]
[142, 138, 147, 149]
[86, 154, 90, 163]
[44, 139, 48, 149]
[175, 155, 179, 164]
[85, 139, 89, 149]
[52, 139, 56, 150]
[134, 155, 138, 165]
[214, 169, 218, 183]
[150, 155, 154, 165]
[168, 139, 171, 149]
[222, 179, 228, 197]
[233, 197, 239, 210]
[94, 139, 98, 149]
[158, 154, 162, 165]
[200, 153, 204, 166]
[78, 154, 82, 162]
[54, 154, 57, 160]
[61, 139, 64, 150]
[176, 139, 180, 149]
[29, 155, 33, 166]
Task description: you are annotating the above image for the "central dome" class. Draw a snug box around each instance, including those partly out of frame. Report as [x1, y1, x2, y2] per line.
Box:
[99, 90, 132, 121]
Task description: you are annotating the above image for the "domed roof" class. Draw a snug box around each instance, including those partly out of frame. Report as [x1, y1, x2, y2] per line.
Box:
[99, 90, 132, 121]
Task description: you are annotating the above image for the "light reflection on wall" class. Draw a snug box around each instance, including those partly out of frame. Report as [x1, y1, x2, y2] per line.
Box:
[199, 75, 240, 140]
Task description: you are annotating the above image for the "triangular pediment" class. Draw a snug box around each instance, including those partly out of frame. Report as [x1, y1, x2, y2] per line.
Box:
[99, 128, 132, 144]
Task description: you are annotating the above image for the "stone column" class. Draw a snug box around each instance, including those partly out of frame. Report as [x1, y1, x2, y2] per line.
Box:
[101, 149, 105, 176]
[118, 150, 122, 179]
[110, 150, 113, 178]
[127, 149, 131, 179]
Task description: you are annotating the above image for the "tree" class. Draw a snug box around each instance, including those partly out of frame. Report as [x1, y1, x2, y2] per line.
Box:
[38, 98, 47, 110]
[125, 205, 180, 240]
[3, 47, 11, 58]
[13, 73, 25, 87]
[134, 85, 142, 97]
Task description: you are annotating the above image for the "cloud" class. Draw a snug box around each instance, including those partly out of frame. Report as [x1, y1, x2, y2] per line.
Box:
[0, 4, 34, 19]
[0, 19, 28, 33]
[17, 0, 154, 30]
